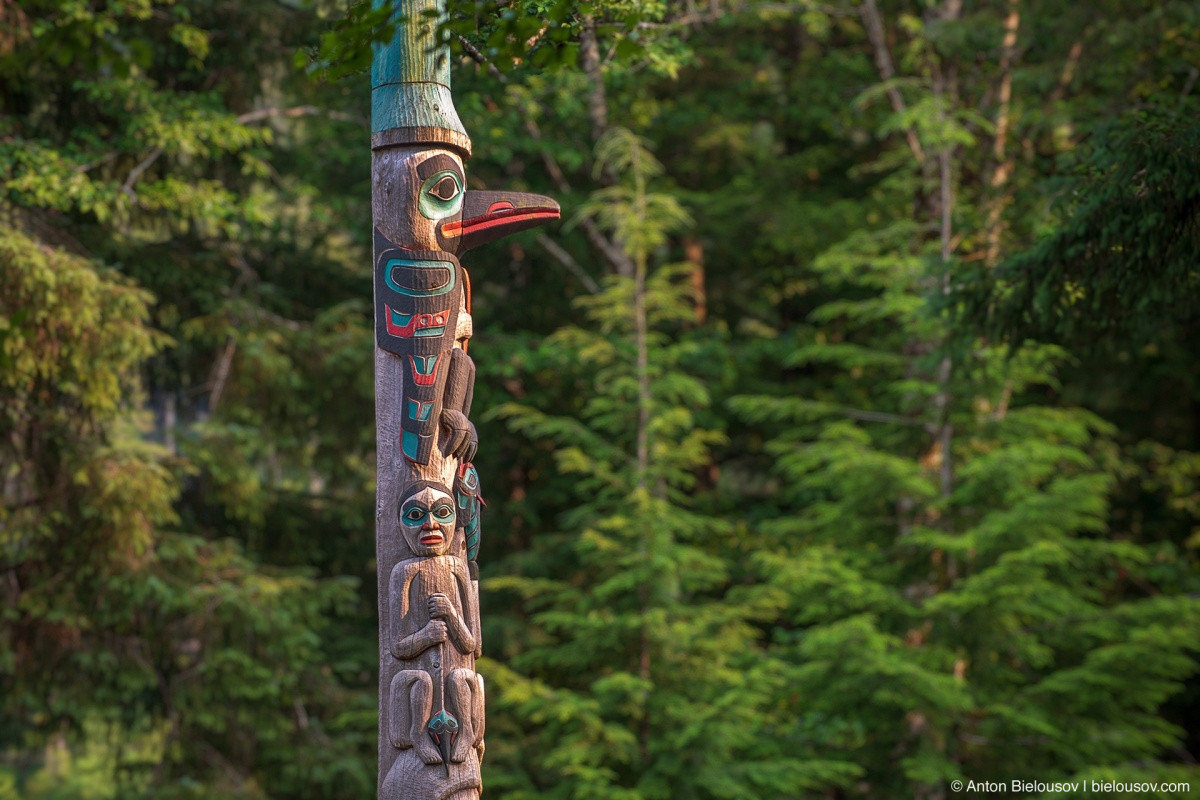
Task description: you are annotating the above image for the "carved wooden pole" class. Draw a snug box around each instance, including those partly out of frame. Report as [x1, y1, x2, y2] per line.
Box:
[371, 2, 558, 798]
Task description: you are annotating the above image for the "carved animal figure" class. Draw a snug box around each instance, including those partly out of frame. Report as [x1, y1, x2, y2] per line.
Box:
[373, 149, 557, 465]
[454, 462, 483, 578]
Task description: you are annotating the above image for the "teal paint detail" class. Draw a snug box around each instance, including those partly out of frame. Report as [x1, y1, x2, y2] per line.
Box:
[388, 308, 447, 337]
[401, 502, 454, 527]
[383, 259, 456, 296]
[464, 517, 480, 563]
[370, 0, 469, 142]
[455, 462, 483, 563]
[402, 431, 420, 460]
[427, 708, 459, 733]
[412, 355, 439, 375]
[408, 399, 433, 421]
[426, 707, 459, 777]
[371, 0, 449, 89]
[371, 82, 468, 137]
[418, 169, 464, 220]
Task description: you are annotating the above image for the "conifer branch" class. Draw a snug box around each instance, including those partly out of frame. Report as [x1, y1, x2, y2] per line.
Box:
[860, 0, 926, 164]
[535, 234, 601, 294]
[121, 146, 163, 201]
[840, 407, 937, 431]
[522, 119, 636, 277]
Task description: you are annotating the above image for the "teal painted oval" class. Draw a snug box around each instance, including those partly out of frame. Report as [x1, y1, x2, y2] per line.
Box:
[383, 259, 457, 296]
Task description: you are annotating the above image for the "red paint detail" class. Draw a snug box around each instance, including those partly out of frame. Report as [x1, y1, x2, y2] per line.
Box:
[441, 207, 560, 237]
[386, 306, 449, 338]
[486, 201, 515, 214]
[408, 354, 443, 386]
[385, 305, 418, 337]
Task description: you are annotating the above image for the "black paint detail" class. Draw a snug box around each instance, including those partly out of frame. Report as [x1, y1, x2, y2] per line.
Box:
[374, 227, 463, 464]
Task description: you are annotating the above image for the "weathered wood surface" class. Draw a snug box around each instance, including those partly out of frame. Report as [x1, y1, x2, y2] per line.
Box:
[374, 146, 485, 799]
[371, 4, 558, 797]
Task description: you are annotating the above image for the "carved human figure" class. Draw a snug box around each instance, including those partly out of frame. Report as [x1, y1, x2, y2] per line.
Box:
[382, 484, 484, 800]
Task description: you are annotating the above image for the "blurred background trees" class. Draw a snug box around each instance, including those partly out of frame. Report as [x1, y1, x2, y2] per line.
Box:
[1, 0, 1198, 798]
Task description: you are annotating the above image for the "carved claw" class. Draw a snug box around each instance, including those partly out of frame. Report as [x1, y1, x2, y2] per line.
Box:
[440, 409, 478, 461]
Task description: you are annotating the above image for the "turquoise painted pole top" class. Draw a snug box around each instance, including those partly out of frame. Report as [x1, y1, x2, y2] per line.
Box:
[371, 0, 471, 156]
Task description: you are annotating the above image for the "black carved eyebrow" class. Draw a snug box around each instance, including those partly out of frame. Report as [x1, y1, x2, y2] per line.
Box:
[416, 154, 463, 182]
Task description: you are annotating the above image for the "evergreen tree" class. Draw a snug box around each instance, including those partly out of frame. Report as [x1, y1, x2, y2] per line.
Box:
[1, 2, 375, 796]
[729, 0, 1200, 794]
[3, 0, 1199, 795]
[482, 129, 860, 799]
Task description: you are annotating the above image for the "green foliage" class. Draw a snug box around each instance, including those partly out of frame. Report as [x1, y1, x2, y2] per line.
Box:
[576, 129, 692, 259]
[4, 0, 1200, 797]
[960, 111, 1200, 347]
[488, 132, 854, 798]
[1, 0, 374, 796]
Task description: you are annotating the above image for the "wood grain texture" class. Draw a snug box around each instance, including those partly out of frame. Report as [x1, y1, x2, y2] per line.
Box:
[371, 18, 559, 789]
[372, 126, 472, 158]
[370, 0, 470, 151]
[374, 142, 483, 799]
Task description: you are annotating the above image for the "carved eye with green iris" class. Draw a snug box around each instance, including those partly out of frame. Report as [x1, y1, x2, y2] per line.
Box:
[402, 503, 455, 525]
[419, 170, 464, 220]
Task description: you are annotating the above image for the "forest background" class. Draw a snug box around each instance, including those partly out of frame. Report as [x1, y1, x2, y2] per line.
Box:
[3, 0, 1200, 798]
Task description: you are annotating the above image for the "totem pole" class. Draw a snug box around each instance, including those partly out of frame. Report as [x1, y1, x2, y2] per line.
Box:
[371, 2, 558, 798]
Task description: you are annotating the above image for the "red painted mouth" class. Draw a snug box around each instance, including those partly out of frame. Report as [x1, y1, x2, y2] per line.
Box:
[441, 205, 561, 238]
[419, 532, 444, 546]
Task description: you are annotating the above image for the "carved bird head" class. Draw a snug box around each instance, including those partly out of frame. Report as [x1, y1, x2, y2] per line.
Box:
[370, 0, 558, 255]
[376, 148, 559, 254]
[371, 0, 559, 467]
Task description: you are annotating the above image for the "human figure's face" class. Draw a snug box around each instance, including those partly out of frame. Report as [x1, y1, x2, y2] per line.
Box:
[399, 486, 456, 556]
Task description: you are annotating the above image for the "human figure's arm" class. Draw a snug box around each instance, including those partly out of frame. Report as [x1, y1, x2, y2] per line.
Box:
[428, 592, 476, 655]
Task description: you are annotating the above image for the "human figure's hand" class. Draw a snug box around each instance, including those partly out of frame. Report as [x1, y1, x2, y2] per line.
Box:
[424, 619, 448, 644]
[428, 593, 455, 621]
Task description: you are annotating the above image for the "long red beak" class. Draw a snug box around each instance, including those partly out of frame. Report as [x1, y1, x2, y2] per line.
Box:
[441, 190, 560, 252]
